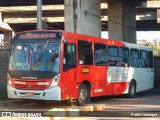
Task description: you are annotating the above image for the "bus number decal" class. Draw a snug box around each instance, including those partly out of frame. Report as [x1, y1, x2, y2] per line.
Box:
[94, 89, 103, 93]
[37, 82, 50, 86]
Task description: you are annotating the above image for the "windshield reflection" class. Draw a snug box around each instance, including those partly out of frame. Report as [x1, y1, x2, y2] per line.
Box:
[9, 42, 60, 73]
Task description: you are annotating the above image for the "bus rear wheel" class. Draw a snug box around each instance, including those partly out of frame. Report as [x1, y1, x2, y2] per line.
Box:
[128, 81, 136, 98]
[77, 84, 88, 106]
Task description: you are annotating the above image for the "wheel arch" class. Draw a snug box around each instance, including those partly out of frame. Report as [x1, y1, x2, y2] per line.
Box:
[81, 80, 91, 94]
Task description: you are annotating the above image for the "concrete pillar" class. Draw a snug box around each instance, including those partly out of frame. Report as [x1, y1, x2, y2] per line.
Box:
[4, 31, 12, 49]
[157, 9, 160, 23]
[0, 12, 13, 49]
[0, 12, 2, 23]
[0, 12, 11, 98]
[0, 50, 10, 98]
[64, 0, 101, 37]
[108, 2, 136, 43]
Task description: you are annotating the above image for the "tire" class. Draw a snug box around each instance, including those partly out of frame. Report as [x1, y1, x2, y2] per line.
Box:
[34, 100, 46, 105]
[77, 84, 88, 106]
[128, 81, 136, 98]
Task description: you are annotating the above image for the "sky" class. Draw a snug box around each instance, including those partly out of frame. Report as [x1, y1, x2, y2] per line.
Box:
[136, 31, 160, 42]
[101, 31, 160, 42]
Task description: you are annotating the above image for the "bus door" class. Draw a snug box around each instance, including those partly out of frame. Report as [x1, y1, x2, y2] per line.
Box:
[140, 50, 149, 90]
[147, 51, 154, 88]
[93, 43, 107, 96]
[77, 40, 94, 96]
[130, 49, 141, 91]
[62, 41, 78, 99]
[119, 47, 130, 81]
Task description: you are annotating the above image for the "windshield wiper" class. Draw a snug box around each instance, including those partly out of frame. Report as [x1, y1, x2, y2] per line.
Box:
[38, 40, 49, 61]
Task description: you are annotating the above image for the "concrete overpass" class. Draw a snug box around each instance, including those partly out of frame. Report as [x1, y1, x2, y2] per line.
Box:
[0, 1, 159, 31]
[0, 0, 160, 44]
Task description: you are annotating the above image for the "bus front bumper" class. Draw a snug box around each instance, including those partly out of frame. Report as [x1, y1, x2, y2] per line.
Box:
[7, 85, 61, 101]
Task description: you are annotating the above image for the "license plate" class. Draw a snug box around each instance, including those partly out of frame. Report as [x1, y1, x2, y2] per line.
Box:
[25, 92, 34, 96]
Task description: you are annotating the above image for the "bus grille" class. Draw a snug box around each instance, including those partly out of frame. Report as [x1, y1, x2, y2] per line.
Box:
[14, 84, 47, 90]
[12, 79, 51, 90]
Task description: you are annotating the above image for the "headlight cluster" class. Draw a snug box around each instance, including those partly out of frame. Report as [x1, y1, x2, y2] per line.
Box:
[50, 74, 60, 88]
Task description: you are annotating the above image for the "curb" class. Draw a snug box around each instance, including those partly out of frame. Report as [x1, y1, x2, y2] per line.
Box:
[43, 104, 106, 117]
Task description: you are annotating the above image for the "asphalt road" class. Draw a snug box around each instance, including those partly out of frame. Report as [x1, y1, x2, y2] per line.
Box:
[84, 88, 160, 118]
[0, 88, 160, 119]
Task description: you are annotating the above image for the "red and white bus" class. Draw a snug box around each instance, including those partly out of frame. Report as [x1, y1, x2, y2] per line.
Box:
[7, 30, 154, 105]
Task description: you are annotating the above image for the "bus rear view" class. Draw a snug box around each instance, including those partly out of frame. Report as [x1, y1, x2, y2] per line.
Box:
[7, 31, 62, 102]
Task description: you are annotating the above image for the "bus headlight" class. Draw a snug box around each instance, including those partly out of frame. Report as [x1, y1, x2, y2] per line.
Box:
[50, 74, 60, 88]
[7, 74, 12, 86]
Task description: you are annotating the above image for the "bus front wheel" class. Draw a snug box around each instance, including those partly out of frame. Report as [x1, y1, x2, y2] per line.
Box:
[128, 81, 136, 98]
[77, 84, 88, 106]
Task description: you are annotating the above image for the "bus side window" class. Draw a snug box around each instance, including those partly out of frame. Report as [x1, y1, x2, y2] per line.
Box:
[130, 49, 140, 68]
[78, 41, 93, 65]
[148, 51, 153, 68]
[140, 50, 148, 68]
[94, 43, 107, 66]
[108, 46, 119, 67]
[120, 47, 130, 67]
[63, 43, 76, 71]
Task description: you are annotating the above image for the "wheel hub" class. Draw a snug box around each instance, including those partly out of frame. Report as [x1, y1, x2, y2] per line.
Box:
[80, 89, 86, 100]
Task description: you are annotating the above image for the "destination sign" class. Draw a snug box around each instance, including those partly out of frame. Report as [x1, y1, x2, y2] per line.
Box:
[19, 33, 57, 39]
[13, 32, 62, 41]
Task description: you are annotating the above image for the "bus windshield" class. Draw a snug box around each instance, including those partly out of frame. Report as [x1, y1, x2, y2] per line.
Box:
[9, 42, 60, 73]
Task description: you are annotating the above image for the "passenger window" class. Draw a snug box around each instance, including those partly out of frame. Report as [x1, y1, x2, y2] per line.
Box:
[120, 47, 130, 67]
[140, 50, 148, 68]
[78, 41, 93, 65]
[108, 46, 119, 66]
[148, 51, 153, 68]
[130, 49, 140, 68]
[94, 43, 107, 66]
